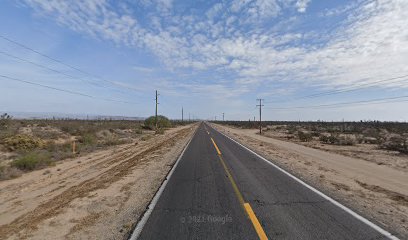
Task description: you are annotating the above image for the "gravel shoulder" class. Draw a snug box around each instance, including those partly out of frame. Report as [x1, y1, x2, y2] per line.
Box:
[0, 124, 197, 240]
[212, 123, 408, 238]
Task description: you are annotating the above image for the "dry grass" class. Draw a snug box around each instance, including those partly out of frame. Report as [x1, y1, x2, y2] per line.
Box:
[0, 118, 185, 181]
[219, 120, 408, 154]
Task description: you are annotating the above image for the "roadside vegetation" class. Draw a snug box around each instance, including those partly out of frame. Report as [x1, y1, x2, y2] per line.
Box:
[144, 115, 172, 134]
[215, 120, 408, 156]
[0, 113, 195, 180]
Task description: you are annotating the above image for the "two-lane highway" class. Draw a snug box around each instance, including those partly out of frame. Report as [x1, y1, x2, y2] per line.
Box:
[132, 122, 396, 239]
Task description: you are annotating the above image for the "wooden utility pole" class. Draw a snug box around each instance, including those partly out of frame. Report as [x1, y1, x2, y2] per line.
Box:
[257, 99, 264, 135]
[222, 113, 225, 121]
[155, 90, 159, 129]
[182, 107, 184, 122]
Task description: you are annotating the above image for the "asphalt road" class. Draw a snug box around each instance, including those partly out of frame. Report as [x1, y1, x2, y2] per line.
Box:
[136, 122, 393, 240]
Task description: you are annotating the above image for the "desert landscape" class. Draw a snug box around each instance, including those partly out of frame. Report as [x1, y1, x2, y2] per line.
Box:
[1, 1, 408, 238]
[0, 114, 197, 239]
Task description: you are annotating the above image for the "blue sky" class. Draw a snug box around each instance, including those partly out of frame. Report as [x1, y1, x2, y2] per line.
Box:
[0, 0, 407, 121]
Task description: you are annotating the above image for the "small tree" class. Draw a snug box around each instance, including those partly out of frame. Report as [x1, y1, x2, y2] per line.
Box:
[144, 115, 171, 130]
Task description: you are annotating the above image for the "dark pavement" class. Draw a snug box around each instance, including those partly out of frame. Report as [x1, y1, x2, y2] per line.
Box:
[137, 122, 391, 240]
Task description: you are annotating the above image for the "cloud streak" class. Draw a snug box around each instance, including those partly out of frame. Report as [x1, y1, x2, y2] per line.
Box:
[20, 0, 408, 99]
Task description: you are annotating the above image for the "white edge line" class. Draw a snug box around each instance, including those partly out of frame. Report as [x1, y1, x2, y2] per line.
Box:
[129, 126, 198, 240]
[207, 123, 399, 240]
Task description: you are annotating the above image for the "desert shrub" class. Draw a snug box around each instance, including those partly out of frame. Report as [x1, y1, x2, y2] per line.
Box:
[32, 128, 62, 140]
[337, 135, 356, 146]
[381, 135, 408, 154]
[320, 134, 356, 145]
[46, 143, 74, 161]
[327, 135, 337, 144]
[3, 134, 46, 151]
[320, 134, 339, 144]
[0, 166, 22, 180]
[362, 128, 381, 138]
[298, 131, 312, 142]
[12, 152, 53, 171]
[362, 137, 378, 144]
[287, 126, 297, 134]
[319, 135, 329, 143]
[100, 137, 129, 146]
[356, 135, 364, 144]
[0, 113, 12, 130]
[310, 131, 320, 137]
[78, 133, 96, 145]
[144, 115, 172, 130]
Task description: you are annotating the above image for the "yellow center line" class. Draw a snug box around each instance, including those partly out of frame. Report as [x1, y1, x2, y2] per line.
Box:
[218, 154, 245, 206]
[244, 203, 268, 240]
[210, 137, 268, 240]
[211, 138, 221, 155]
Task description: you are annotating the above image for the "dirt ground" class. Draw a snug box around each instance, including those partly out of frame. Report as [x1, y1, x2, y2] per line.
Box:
[0, 124, 197, 240]
[262, 127, 408, 171]
[212, 123, 408, 238]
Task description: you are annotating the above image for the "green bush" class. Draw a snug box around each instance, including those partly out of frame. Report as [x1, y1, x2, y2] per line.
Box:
[144, 115, 172, 130]
[12, 152, 53, 171]
[46, 143, 74, 161]
[298, 131, 312, 142]
[328, 135, 338, 144]
[78, 133, 96, 145]
[319, 135, 329, 143]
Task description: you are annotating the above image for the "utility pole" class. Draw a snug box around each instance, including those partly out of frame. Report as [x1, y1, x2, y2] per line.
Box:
[256, 99, 264, 135]
[182, 107, 184, 122]
[189, 112, 190, 122]
[155, 90, 159, 129]
[222, 113, 225, 121]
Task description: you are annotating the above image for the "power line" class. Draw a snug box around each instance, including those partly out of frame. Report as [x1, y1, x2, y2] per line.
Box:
[265, 95, 408, 110]
[0, 50, 103, 88]
[298, 74, 408, 99]
[264, 73, 408, 104]
[0, 34, 142, 93]
[0, 74, 138, 104]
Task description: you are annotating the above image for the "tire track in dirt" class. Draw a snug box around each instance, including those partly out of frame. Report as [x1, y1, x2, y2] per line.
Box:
[0, 127, 192, 239]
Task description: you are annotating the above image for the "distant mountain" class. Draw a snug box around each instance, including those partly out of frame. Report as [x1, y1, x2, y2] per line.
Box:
[1, 111, 145, 120]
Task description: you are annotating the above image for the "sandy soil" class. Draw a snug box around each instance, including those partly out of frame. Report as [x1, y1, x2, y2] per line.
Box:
[212, 123, 408, 238]
[262, 128, 408, 171]
[0, 124, 197, 240]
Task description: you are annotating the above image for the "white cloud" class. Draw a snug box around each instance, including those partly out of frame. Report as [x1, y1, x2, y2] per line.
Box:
[295, 0, 310, 13]
[20, 0, 408, 98]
